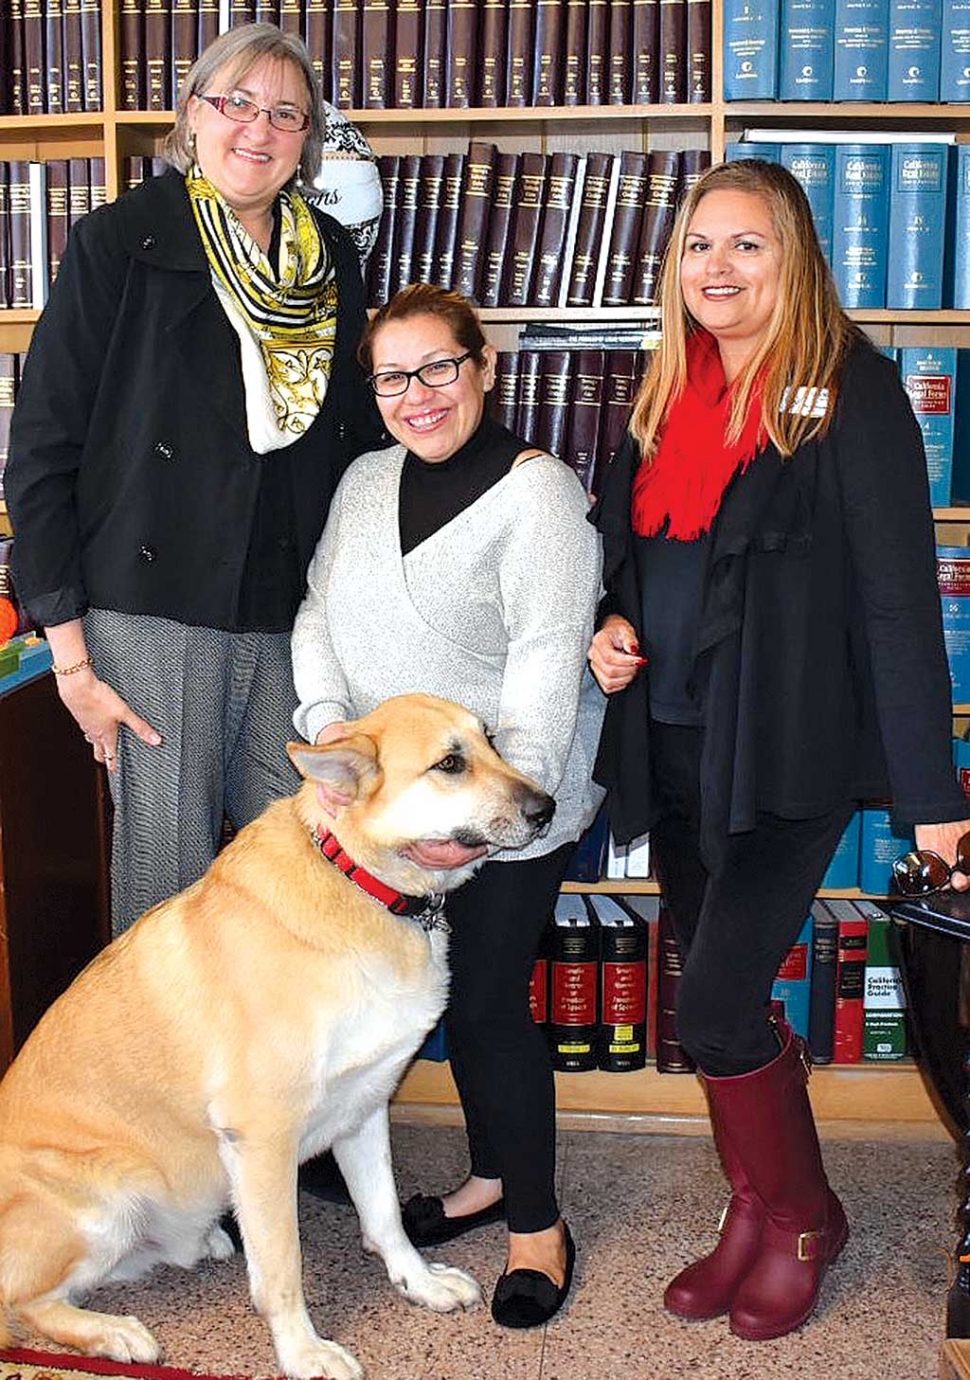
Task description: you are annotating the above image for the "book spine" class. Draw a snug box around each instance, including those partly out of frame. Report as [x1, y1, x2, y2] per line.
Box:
[479, 0, 508, 105]
[858, 805, 914, 897]
[8, 162, 33, 309]
[563, 351, 606, 494]
[946, 145, 970, 309]
[858, 904, 907, 1060]
[687, 0, 712, 100]
[119, 0, 145, 111]
[608, 0, 632, 103]
[391, 153, 421, 297]
[779, 143, 835, 263]
[332, 0, 360, 109]
[833, 917, 868, 1064]
[453, 141, 497, 301]
[531, 152, 580, 308]
[534, 350, 572, 460]
[723, 0, 778, 99]
[656, 903, 695, 1073]
[563, 0, 588, 104]
[831, 143, 890, 310]
[770, 914, 813, 1042]
[678, 146, 711, 200]
[422, 0, 446, 107]
[44, 0, 65, 112]
[229, 0, 256, 21]
[412, 153, 445, 285]
[779, 0, 835, 100]
[198, 0, 219, 58]
[24, 0, 45, 114]
[306, 0, 333, 103]
[478, 152, 518, 308]
[492, 350, 520, 433]
[888, 0, 941, 99]
[886, 143, 948, 311]
[808, 904, 838, 1064]
[565, 151, 614, 308]
[0, 169, 8, 307]
[145, 0, 172, 111]
[278, 0, 300, 31]
[592, 349, 639, 496]
[172, 0, 198, 106]
[45, 158, 69, 287]
[367, 155, 399, 307]
[631, 149, 680, 306]
[506, 0, 535, 106]
[362, 0, 392, 109]
[899, 345, 957, 508]
[393, 0, 422, 107]
[534, 0, 564, 106]
[586, 0, 610, 103]
[548, 908, 600, 1073]
[88, 155, 105, 210]
[939, 545, 970, 701]
[0, 356, 16, 503]
[254, 0, 278, 22]
[529, 933, 551, 1025]
[515, 350, 542, 444]
[501, 152, 548, 308]
[631, 0, 659, 102]
[67, 156, 91, 229]
[820, 809, 861, 889]
[446, 0, 477, 107]
[62, 0, 83, 111]
[598, 918, 648, 1072]
[601, 151, 649, 306]
[432, 152, 465, 288]
[941, 0, 970, 101]
[10, 0, 27, 116]
[659, 0, 687, 101]
[834, 0, 890, 100]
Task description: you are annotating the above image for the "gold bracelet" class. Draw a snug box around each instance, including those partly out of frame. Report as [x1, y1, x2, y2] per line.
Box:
[51, 655, 95, 676]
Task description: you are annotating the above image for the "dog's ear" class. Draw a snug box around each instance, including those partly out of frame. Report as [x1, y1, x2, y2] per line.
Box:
[287, 736, 382, 814]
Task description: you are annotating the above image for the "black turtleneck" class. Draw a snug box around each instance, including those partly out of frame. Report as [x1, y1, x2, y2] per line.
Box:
[399, 413, 525, 555]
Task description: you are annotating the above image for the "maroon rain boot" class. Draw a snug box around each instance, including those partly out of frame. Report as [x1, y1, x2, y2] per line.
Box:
[703, 1025, 848, 1341]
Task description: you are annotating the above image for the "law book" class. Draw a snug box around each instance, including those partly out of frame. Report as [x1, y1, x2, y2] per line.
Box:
[361, 0, 392, 108]
[367, 155, 398, 307]
[431, 151, 464, 288]
[491, 350, 520, 434]
[587, 895, 648, 1073]
[534, 351, 572, 460]
[825, 899, 868, 1064]
[948, 145, 970, 309]
[770, 913, 813, 1041]
[61, 0, 83, 111]
[412, 153, 445, 286]
[899, 345, 957, 508]
[332, 0, 360, 108]
[820, 809, 861, 889]
[548, 894, 600, 1073]
[886, 143, 948, 312]
[0, 168, 8, 306]
[172, 0, 198, 105]
[254, 0, 278, 22]
[393, 0, 421, 106]
[45, 158, 69, 287]
[857, 900, 907, 1060]
[515, 350, 542, 445]
[608, 0, 632, 103]
[478, 151, 518, 308]
[305, 0, 333, 100]
[744, 126, 956, 143]
[67, 155, 91, 230]
[444, 0, 476, 107]
[229, 0, 256, 21]
[88, 154, 105, 210]
[679, 146, 711, 200]
[723, 0, 778, 99]
[529, 924, 553, 1027]
[831, 143, 889, 310]
[24, 0, 45, 113]
[390, 153, 421, 296]
[631, 149, 679, 307]
[942, 0, 970, 101]
[277, 0, 300, 32]
[122, 155, 145, 192]
[779, 143, 835, 264]
[938, 545, 970, 703]
[421, 0, 445, 106]
[778, 0, 834, 101]
[9, 0, 27, 116]
[501, 152, 548, 308]
[624, 831, 651, 878]
[0, 357, 16, 501]
[531, 152, 580, 308]
[631, 0, 659, 102]
[78, 0, 98, 107]
[565, 151, 615, 308]
[659, 0, 687, 100]
[119, 0, 145, 110]
[688, 0, 712, 100]
[506, 0, 534, 106]
[807, 901, 839, 1064]
[478, 0, 507, 106]
[593, 348, 640, 495]
[656, 902, 695, 1073]
[601, 151, 649, 307]
[198, 0, 219, 51]
[563, 350, 606, 493]
[888, 0, 940, 99]
[530, 0, 562, 106]
[452, 141, 497, 302]
[586, 0, 610, 103]
[834, 0, 890, 100]
[728, 139, 780, 161]
[43, 0, 64, 111]
[563, 0, 588, 104]
[8, 161, 33, 309]
[858, 805, 914, 896]
[144, 0, 171, 111]
[591, 159, 623, 307]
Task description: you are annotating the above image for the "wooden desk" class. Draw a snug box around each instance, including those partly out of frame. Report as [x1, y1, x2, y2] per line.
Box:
[0, 669, 111, 1072]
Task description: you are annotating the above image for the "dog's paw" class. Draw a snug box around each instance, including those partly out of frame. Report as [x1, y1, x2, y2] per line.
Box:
[277, 1338, 363, 1380]
[205, 1223, 236, 1261]
[95, 1315, 160, 1364]
[395, 1262, 482, 1312]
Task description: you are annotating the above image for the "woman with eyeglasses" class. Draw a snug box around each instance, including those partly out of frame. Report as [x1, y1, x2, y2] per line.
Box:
[587, 157, 970, 1342]
[292, 283, 605, 1328]
[6, 24, 380, 935]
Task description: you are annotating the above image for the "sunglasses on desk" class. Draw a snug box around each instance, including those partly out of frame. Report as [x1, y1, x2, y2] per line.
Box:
[892, 834, 970, 896]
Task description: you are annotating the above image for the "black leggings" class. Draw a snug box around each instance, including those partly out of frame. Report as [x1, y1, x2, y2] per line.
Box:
[649, 721, 855, 1078]
[444, 843, 573, 1234]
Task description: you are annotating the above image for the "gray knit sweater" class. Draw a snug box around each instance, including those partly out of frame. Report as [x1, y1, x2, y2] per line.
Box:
[291, 443, 606, 860]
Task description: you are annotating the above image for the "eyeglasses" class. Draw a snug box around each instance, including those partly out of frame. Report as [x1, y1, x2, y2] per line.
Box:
[368, 352, 473, 398]
[892, 833, 970, 896]
[198, 93, 309, 134]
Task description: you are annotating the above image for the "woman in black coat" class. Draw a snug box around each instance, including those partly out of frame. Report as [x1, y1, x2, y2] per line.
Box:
[6, 24, 380, 935]
[588, 158, 970, 1341]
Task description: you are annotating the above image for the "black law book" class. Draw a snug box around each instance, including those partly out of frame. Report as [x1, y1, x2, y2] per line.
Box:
[278, 0, 301, 32]
[9, 0, 27, 115]
[422, 0, 446, 108]
[390, 153, 421, 295]
[563, 349, 606, 493]
[8, 161, 33, 309]
[144, 0, 171, 111]
[89, 155, 105, 210]
[500, 151, 548, 308]
[305, 0, 332, 103]
[62, 0, 83, 111]
[453, 141, 496, 302]
[479, 0, 507, 107]
[588, 895, 648, 1074]
[119, 0, 144, 110]
[531, 152, 580, 308]
[24, 0, 44, 114]
[534, 350, 572, 459]
[478, 151, 518, 308]
[122, 155, 146, 193]
[80, 0, 100, 107]
[431, 151, 464, 288]
[602, 151, 649, 306]
[548, 895, 600, 1073]
[808, 901, 838, 1065]
[688, 0, 711, 101]
[659, 0, 686, 103]
[565, 151, 614, 307]
[46, 157, 69, 287]
[44, 0, 65, 112]
[678, 146, 711, 202]
[412, 153, 445, 285]
[172, 0, 198, 106]
[0, 357, 17, 502]
[254, 0, 278, 21]
[533, 0, 563, 107]
[506, 0, 534, 107]
[198, 0, 219, 51]
[362, 0, 393, 109]
[631, 149, 680, 306]
[592, 348, 639, 494]
[491, 350, 520, 433]
[656, 902, 695, 1073]
[608, 0, 632, 104]
[563, 0, 587, 105]
[393, 0, 422, 107]
[229, 0, 255, 21]
[332, 0, 360, 109]
[586, 0, 609, 104]
[632, 0, 659, 103]
[0, 167, 8, 305]
[68, 155, 91, 231]
[367, 154, 399, 307]
[515, 349, 542, 445]
[446, 0, 477, 108]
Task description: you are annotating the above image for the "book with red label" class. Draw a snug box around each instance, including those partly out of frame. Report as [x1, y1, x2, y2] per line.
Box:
[619, 895, 660, 1057]
[825, 898, 869, 1064]
[586, 895, 648, 1072]
[529, 924, 552, 1027]
[656, 900, 695, 1072]
[548, 894, 599, 1072]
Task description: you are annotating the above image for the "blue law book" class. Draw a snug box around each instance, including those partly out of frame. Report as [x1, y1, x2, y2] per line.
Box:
[831, 144, 889, 310]
[888, 0, 942, 99]
[834, 0, 890, 99]
[955, 733, 970, 803]
[886, 144, 948, 311]
[771, 913, 814, 1041]
[938, 545, 970, 704]
[941, 0, 970, 101]
[723, 0, 780, 99]
[949, 353, 970, 501]
[945, 145, 970, 309]
[821, 810, 862, 890]
[808, 901, 839, 1063]
[779, 0, 836, 99]
[780, 143, 835, 264]
[858, 807, 914, 896]
[898, 346, 957, 509]
[725, 141, 780, 162]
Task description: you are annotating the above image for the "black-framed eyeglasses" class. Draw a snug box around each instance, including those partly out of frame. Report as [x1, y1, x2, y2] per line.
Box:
[198, 93, 310, 133]
[368, 352, 473, 398]
[892, 833, 970, 896]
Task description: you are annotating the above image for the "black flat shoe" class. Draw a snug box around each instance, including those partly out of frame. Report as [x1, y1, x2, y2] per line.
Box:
[298, 1151, 352, 1205]
[491, 1223, 576, 1329]
[402, 1191, 506, 1246]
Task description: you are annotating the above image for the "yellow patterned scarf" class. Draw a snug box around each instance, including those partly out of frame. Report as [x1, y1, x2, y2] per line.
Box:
[187, 166, 337, 441]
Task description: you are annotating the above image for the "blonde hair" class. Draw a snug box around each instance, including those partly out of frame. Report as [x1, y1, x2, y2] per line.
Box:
[630, 158, 860, 460]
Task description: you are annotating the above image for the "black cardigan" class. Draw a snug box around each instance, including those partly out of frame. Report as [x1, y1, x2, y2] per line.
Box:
[6, 168, 384, 632]
[590, 336, 967, 864]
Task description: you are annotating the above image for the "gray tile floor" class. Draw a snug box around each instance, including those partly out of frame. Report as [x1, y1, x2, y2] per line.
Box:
[22, 1125, 958, 1380]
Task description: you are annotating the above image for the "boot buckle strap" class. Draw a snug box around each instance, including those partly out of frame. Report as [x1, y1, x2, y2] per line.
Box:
[797, 1229, 823, 1261]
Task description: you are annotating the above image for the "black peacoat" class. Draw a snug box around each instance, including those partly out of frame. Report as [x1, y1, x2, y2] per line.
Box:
[6, 167, 383, 632]
[590, 335, 968, 865]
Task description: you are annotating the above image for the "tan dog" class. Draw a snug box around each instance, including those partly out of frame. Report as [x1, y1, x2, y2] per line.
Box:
[0, 693, 555, 1380]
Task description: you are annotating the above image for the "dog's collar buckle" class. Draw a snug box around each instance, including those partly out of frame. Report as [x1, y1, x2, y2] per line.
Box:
[411, 892, 450, 935]
[310, 827, 449, 934]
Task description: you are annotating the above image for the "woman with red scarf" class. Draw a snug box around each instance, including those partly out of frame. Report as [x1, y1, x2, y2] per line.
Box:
[588, 158, 970, 1340]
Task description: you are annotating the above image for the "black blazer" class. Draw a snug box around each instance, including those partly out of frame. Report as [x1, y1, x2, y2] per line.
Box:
[6, 168, 384, 631]
[591, 336, 967, 862]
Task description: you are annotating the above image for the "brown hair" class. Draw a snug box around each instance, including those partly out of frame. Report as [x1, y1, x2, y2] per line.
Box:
[358, 283, 488, 375]
[630, 158, 860, 460]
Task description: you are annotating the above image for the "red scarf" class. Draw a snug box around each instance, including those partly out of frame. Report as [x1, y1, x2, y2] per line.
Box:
[631, 331, 766, 541]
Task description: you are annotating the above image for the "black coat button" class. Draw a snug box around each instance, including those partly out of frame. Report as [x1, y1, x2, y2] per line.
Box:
[139, 545, 157, 563]
[154, 440, 174, 460]
[141, 235, 155, 250]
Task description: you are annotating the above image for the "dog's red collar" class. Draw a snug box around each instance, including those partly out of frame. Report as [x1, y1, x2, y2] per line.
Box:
[309, 827, 449, 932]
